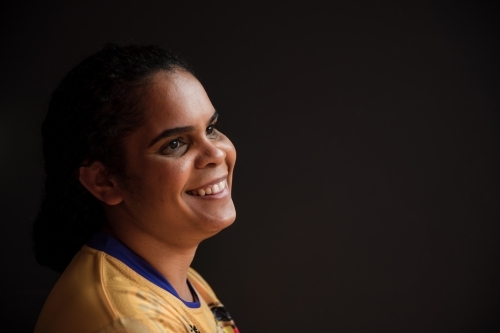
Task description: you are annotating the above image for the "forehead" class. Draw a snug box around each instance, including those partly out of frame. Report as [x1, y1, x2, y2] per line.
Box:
[124, 70, 215, 151]
[141, 70, 213, 125]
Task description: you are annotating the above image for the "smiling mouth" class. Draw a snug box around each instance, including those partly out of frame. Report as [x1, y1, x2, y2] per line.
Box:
[187, 179, 227, 196]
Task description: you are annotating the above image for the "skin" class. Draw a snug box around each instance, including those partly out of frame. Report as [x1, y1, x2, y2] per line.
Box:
[79, 70, 236, 301]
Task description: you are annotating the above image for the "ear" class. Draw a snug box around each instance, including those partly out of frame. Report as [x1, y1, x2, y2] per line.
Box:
[78, 162, 124, 205]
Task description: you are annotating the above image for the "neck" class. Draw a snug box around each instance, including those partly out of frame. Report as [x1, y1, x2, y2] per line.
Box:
[102, 224, 198, 302]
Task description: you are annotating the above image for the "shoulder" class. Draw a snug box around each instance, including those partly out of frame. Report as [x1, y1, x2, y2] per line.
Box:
[35, 246, 115, 332]
[35, 246, 195, 333]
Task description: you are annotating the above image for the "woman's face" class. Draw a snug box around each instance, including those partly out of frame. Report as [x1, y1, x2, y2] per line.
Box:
[113, 70, 236, 246]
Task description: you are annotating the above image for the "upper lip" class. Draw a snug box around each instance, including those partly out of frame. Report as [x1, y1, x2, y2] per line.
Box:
[186, 175, 228, 192]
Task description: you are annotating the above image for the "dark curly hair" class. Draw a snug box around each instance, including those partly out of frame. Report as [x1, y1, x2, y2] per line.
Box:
[33, 44, 191, 273]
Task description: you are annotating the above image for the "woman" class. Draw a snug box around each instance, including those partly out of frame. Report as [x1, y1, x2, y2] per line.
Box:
[33, 44, 239, 333]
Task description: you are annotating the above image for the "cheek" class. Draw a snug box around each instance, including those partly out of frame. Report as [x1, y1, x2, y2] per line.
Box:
[146, 159, 192, 196]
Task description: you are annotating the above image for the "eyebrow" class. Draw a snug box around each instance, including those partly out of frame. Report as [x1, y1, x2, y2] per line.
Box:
[148, 111, 219, 148]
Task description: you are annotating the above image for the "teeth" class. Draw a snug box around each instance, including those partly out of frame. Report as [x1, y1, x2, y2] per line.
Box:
[190, 179, 227, 196]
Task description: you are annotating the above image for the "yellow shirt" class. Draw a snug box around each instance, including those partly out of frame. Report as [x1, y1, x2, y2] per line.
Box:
[34, 231, 239, 333]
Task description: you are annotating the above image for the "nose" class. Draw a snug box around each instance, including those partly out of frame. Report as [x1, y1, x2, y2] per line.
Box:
[194, 139, 226, 169]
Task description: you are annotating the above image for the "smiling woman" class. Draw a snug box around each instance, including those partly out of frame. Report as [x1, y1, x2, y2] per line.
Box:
[33, 44, 239, 333]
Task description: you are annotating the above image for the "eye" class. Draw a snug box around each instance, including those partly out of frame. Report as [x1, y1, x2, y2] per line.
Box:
[206, 124, 218, 138]
[168, 139, 181, 149]
[159, 138, 187, 156]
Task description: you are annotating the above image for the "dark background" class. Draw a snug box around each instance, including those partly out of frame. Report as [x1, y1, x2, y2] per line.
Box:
[0, 0, 498, 332]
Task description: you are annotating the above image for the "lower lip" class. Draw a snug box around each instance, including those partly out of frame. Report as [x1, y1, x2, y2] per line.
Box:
[187, 186, 230, 200]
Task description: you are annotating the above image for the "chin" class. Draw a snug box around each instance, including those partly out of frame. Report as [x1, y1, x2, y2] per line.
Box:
[199, 209, 236, 235]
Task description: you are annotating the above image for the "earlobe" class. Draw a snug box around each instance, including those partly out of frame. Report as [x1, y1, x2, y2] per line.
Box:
[78, 162, 123, 205]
